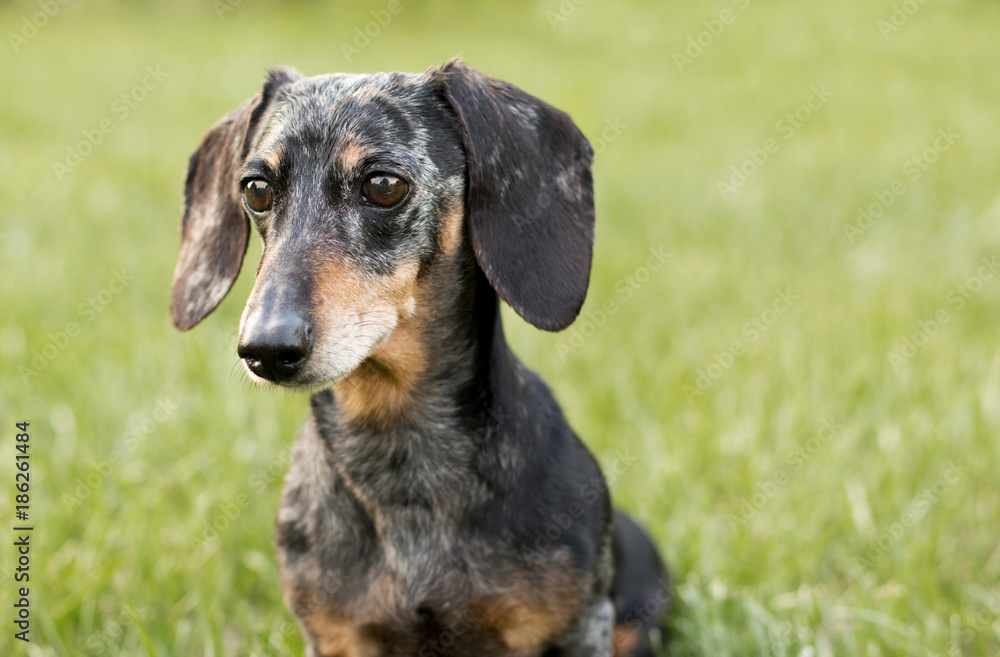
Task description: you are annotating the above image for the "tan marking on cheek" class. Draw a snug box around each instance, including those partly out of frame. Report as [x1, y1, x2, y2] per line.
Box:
[313, 260, 372, 319]
[313, 259, 419, 313]
[341, 203, 464, 423]
[438, 202, 466, 255]
[334, 316, 426, 426]
[338, 141, 368, 171]
[317, 259, 424, 425]
[306, 613, 377, 657]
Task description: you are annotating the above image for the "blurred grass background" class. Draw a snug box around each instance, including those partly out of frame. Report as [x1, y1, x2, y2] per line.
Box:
[1, 0, 1000, 654]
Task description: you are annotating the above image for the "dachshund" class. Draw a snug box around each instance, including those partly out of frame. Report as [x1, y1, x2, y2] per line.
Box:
[170, 59, 669, 657]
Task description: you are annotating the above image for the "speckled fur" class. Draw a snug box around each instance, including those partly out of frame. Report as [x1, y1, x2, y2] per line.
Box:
[170, 60, 669, 656]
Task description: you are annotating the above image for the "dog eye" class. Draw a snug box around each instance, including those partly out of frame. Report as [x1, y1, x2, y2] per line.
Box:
[243, 180, 273, 213]
[361, 175, 408, 208]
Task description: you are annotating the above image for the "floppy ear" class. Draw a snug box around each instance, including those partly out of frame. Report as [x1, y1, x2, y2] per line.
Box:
[170, 68, 300, 330]
[437, 61, 596, 332]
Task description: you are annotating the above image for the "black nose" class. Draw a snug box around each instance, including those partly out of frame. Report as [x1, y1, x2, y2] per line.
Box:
[238, 312, 313, 382]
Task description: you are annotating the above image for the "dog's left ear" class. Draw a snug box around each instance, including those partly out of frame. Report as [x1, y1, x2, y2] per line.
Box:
[170, 68, 300, 330]
[436, 61, 595, 332]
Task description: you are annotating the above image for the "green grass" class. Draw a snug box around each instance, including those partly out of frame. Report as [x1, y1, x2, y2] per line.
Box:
[2, 0, 1000, 654]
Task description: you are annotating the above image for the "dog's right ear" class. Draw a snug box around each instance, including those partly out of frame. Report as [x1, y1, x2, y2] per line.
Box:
[434, 60, 596, 332]
[170, 68, 299, 331]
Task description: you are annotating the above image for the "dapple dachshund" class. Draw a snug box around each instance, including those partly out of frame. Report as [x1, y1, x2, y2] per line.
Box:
[170, 59, 669, 657]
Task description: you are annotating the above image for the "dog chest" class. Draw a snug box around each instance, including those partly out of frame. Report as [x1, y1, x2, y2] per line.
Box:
[278, 501, 594, 656]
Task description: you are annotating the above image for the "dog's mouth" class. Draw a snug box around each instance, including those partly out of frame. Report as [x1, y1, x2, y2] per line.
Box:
[240, 364, 345, 392]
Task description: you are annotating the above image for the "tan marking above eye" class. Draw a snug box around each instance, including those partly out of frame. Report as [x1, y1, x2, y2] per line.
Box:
[339, 142, 367, 170]
[261, 149, 282, 171]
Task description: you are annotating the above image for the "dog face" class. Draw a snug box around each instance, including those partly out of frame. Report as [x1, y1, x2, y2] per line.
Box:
[171, 61, 596, 389]
[234, 70, 466, 387]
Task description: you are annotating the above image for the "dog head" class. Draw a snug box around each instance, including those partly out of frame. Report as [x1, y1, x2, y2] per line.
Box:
[170, 61, 595, 389]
